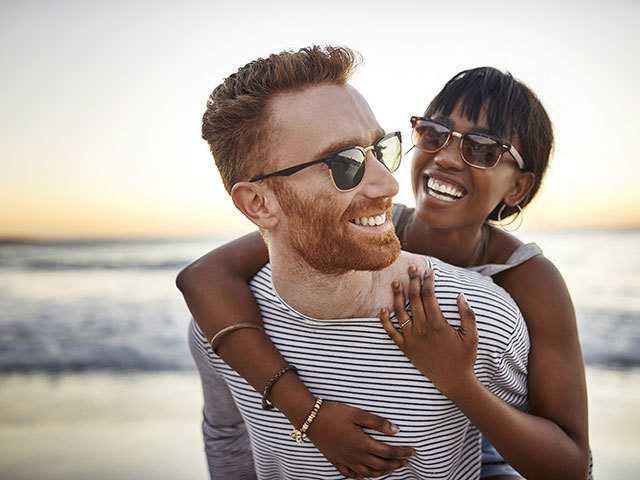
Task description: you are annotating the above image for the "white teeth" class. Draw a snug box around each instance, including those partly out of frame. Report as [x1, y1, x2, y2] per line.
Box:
[352, 212, 386, 227]
[427, 177, 464, 198]
[429, 191, 456, 202]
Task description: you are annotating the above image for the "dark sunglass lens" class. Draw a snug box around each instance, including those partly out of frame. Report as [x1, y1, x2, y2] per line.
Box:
[413, 120, 449, 152]
[330, 148, 365, 190]
[462, 134, 502, 167]
[375, 133, 402, 172]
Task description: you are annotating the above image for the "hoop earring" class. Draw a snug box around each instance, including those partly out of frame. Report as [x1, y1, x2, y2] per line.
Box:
[495, 203, 523, 232]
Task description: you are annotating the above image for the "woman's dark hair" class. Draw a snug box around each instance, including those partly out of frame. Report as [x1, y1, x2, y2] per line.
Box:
[425, 67, 553, 220]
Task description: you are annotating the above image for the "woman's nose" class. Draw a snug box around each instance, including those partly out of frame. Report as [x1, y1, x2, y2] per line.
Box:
[433, 136, 465, 171]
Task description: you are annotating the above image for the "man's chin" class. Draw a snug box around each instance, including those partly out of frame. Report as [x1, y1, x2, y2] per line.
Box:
[326, 230, 401, 274]
[354, 232, 401, 271]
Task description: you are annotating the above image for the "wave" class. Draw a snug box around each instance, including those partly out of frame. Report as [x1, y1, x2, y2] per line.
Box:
[1, 308, 638, 373]
[578, 308, 640, 369]
[21, 259, 190, 271]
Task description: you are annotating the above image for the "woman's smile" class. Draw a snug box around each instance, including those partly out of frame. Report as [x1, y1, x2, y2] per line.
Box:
[423, 173, 468, 204]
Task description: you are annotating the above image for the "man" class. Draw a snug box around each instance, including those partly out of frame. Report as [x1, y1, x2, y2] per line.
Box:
[188, 46, 528, 479]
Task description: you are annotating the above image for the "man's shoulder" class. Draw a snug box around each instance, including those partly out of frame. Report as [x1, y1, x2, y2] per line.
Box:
[429, 256, 522, 328]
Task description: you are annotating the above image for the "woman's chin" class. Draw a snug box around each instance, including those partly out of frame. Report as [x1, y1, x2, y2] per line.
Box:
[414, 194, 478, 230]
[414, 202, 455, 229]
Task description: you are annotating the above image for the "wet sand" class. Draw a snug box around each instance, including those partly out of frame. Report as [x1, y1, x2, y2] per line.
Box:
[1, 367, 638, 479]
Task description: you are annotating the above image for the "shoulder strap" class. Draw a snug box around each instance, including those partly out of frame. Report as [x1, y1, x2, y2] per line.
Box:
[469, 243, 543, 277]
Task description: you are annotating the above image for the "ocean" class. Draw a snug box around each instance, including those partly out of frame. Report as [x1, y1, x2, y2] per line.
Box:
[1, 230, 639, 479]
[1, 230, 639, 373]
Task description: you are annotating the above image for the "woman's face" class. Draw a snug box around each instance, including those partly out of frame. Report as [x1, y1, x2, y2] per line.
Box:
[411, 104, 530, 230]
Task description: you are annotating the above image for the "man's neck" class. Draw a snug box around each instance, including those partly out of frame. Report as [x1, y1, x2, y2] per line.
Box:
[269, 248, 421, 320]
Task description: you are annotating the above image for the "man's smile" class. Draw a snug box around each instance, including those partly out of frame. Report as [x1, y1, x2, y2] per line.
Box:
[349, 211, 387, 227]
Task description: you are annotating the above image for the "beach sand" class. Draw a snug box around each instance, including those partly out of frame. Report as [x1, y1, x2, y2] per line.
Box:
[1, 367, 638, 479]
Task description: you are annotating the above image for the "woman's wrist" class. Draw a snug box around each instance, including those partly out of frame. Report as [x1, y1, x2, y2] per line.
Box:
[268, 372, 317, 427]
[434, 370, 481, 401]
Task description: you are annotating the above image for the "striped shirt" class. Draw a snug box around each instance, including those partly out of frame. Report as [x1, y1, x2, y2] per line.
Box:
[190, 256, 529, 479]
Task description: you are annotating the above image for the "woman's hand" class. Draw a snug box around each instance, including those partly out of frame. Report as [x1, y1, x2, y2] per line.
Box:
[306, 401, 415, 478]
[379, 265, 479, 398]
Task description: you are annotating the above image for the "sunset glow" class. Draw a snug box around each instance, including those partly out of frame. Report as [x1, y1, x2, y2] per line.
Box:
[2, 1, 639, 239]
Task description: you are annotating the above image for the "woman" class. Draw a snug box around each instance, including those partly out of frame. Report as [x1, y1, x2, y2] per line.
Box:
[178, 67, 591, 479]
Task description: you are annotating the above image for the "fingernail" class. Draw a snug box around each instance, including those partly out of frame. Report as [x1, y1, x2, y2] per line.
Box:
[392, 280, 400, 289]
[390, 423, 400, 434]
[459, 293, 468, 304]
[423, 267, 431, 279]
[380, 307, 387, 316]
[408, 264, 416, 273]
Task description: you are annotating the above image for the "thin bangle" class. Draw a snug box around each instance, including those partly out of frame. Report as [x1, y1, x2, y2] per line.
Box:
[262, 364, 298, 410]
[209, 322, 263, 353]
[290, 397, 323, 444]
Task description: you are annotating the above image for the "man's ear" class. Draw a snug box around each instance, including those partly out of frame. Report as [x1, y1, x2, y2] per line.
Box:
[230, 182, 279, 230]
[503, 171, 535, 207]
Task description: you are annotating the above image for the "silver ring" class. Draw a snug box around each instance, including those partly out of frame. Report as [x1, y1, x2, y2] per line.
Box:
[399, 319, 412, 329]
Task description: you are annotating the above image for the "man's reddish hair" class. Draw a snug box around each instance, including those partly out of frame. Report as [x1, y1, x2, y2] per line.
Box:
[201, 45, 360, 192]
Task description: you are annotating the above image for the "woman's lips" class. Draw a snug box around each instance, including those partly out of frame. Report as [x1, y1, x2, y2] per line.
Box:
[422, 174, 467, 203]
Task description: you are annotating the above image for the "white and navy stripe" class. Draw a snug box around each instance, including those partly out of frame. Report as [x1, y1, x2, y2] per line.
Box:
[191, 256, 529, 479]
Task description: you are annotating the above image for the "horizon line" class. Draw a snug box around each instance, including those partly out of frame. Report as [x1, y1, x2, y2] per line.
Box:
[2, 224, 640, 244]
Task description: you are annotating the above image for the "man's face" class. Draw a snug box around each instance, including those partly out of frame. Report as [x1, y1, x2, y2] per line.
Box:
[265, 84, 401, 274]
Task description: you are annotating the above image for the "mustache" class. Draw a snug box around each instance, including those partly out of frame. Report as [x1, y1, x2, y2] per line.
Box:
[343, 197, 393, 219]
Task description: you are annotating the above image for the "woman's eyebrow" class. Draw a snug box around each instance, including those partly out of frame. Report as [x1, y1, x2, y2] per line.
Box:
[431, 115, 453, 127]
[432, 116, 497, 137]
[468, 126, 495, 136]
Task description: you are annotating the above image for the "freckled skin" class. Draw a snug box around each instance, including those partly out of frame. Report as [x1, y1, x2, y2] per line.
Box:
[265, 84, 400, 274]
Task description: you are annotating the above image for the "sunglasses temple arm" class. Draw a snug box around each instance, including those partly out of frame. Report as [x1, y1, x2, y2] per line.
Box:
[403, 144, 416, 157]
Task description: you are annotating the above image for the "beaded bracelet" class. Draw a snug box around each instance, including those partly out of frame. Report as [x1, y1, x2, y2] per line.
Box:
[290, 397, 323, 445]
[262, 364, 298, 410]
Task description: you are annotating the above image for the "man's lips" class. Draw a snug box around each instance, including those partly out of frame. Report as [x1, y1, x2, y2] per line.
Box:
[349, 211, 388, 226]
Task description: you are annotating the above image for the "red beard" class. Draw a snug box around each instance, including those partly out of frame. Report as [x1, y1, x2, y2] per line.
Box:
[273, 182, 400, 275]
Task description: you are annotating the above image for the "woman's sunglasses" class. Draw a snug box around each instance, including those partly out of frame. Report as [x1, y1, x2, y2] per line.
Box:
[249, 131, 402, 191]
[410, 116, 525, 170]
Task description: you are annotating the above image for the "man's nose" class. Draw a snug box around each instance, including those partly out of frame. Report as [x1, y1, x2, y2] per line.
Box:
[359, 151, 399, 199]
[433, 136, 465, 171]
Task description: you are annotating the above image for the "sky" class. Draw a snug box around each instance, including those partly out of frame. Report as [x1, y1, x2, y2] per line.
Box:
[1, 0, 639, 239]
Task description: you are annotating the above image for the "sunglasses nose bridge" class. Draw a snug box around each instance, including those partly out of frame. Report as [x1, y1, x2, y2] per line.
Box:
[361, 145, 375, 157]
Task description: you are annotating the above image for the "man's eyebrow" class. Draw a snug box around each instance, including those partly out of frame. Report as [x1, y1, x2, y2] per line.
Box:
[312, 128, 386, 160]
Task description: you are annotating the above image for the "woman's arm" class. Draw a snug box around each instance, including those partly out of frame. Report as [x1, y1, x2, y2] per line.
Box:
[492, 256, 590, 477]
[381, 264, 590, 480]
[177, 231, 414, 477]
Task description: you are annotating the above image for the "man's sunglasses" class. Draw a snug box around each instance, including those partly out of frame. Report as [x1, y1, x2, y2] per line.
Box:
[249, 132, 402, 191]
[410, 116, 525, 170]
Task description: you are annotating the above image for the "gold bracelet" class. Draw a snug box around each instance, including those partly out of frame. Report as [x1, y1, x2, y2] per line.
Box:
[209, 322, 263, 353]
[290, 397, 323, 445]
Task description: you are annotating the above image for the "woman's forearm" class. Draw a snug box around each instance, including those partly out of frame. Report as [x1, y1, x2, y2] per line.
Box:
[216, 329, 317, 427]
[445, 377, 589, 480]
[177, 231, 316, 425]
[177, 231, 269, 336]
